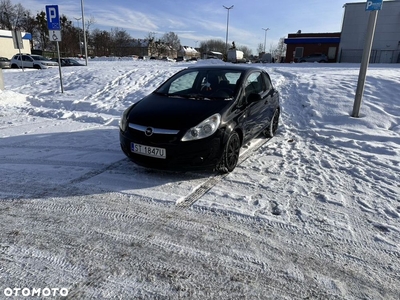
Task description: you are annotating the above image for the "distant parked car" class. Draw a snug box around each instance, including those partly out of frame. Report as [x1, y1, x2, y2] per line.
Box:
[0, 57, 11, 69]
[10, 54, 58, 69]
[299, 53, 328, 63]
[119, 64, 280, 173]
[51, 58, 84, 67]
[161, 56, 174, 62]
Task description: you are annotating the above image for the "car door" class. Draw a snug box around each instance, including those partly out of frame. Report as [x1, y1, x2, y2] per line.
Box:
[240, 71, 270, 141]
[22, 55, 34, 68]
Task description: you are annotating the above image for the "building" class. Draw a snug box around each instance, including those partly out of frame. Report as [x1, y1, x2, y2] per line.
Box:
[283, 1, 400, 64]
[339, 0, 400, 63]
[177, 46, 198, 60]
[284, 32, 341, 63]
[0, 30, 32, 59]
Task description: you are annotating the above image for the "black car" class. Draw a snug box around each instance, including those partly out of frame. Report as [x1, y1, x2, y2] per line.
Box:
[51, 58, 84, 66]
[119, 65, 280, 173]
[299, 53, 328, 63]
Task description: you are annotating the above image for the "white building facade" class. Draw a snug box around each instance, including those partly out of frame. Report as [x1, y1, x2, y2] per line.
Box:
[340, 0, 400, 63]
[0, 30, 31, 59]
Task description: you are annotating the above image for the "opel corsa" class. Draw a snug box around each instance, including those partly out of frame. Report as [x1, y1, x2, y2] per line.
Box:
[119, 64, 280, 173]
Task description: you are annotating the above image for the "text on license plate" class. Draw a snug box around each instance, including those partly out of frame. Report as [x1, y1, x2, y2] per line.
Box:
[131, 143, 166, 159]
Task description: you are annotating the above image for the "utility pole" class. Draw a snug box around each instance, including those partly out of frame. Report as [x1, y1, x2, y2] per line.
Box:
[74, 17, 82, 56]
[223, 5, 234, 55]
[81, 0, 88, 66]
[262, 28, 270, 54]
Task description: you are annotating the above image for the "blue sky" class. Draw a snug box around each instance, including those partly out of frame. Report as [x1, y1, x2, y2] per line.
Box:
[21, 0, 365, 54]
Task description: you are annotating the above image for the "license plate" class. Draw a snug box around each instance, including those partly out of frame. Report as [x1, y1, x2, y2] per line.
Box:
[131, 143, 166, 159]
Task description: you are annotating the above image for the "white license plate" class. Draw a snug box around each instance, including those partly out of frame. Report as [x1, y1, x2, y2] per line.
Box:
[131, 143, 166, 159]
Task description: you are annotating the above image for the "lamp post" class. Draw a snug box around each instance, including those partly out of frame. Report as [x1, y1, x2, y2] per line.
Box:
[81, 0, 88, 66]
[74, 17, 82, 56]
[223, 5, 234, 55]
[262, 27, 270, 54]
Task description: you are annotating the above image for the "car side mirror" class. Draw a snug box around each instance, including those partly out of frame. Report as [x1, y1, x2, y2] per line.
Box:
[247, 93, 261, 103]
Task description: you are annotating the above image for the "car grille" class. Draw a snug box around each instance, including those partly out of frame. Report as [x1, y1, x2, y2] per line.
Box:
[128, 123, 180, 144]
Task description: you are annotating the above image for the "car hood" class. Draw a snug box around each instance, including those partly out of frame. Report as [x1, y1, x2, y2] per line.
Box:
[128, 93, 231, 129]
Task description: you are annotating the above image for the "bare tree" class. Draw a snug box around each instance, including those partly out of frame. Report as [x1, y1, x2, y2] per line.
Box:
[273, 37, 287, 62]
[199, 39, 225, 56]
[161, 32, 180, 51]
[237, 45, 252, 58]
[0, 0, 30, 30]
[110, 27, 132, 56]
[35, 11, 51, 51]
[256, 43, 264, 56]
[91, 29, 111, 56]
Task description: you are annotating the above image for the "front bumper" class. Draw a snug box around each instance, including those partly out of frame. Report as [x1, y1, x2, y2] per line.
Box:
[119, 129, 226, 171]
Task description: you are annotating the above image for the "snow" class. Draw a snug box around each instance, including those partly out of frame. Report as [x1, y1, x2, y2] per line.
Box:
[1, 59, 399, 299]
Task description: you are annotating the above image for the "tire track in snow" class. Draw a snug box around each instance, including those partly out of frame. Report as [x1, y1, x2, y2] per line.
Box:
[177, 137, 273, 208]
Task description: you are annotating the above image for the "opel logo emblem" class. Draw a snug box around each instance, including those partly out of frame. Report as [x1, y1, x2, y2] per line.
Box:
[145, 127, 153, 136]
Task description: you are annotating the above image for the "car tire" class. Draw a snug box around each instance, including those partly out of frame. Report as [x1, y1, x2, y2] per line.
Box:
[218, 131, 241, 173]
[264, 108, 280, 138]
[11, 64, 19, 69]
[34, 65, 41, 69]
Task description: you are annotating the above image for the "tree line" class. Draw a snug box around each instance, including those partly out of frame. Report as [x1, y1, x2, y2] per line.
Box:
[0, 0, 285, 59]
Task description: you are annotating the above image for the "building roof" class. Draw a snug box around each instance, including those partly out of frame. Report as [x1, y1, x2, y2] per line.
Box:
[0, 29, 32, 40]
[284, 37, 341, 44]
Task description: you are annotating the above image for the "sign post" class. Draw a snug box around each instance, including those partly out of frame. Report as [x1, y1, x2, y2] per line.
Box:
[352, 0, 383, 117]
[12, 30, 24, 71]
[45, 5, 64, 93]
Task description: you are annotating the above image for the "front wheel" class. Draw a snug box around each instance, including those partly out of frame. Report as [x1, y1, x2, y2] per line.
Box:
[218, 131, 241, 173]
[263, 108, 280, 138]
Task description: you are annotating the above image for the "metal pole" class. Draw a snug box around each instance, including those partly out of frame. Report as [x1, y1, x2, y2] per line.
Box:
[81, 0, 88, 66]
[223, 5, 233, 55]
[262, 28, 269, 54]
[352, 10, 378, 117]
[56, 41, 64, 93]
[74, 17, 82, 56]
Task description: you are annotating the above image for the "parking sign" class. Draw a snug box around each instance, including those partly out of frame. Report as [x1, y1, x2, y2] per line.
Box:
[46, 5, 61, 30]
[365, 0, 383, 11]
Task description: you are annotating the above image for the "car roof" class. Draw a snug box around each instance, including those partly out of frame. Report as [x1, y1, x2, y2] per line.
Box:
[187, 64, 267, 73]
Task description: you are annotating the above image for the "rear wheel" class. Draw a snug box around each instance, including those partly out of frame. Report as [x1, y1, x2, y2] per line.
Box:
[218, 131, 241, 173]
[264, 108, 280, 138]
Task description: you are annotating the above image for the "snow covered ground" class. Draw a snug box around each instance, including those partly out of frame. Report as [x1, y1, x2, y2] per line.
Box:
[0, 59, 399, 299]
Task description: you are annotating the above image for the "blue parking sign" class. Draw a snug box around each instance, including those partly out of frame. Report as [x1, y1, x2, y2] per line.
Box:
[365, 0, 383, 11]
[46, 5, 61, 30]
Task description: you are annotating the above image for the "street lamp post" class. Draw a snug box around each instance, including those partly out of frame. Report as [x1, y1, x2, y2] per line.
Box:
[223, 5, 234, 55]
[74, 17, 82, 56]
[262, 27, 270, 54]
[81, 0, 88, 66]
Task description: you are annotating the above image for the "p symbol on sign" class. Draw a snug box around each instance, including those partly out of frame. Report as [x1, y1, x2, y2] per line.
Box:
[46, 5, 60, 30]
[366, 1, 372, 9]
[48, 7, 57, 23]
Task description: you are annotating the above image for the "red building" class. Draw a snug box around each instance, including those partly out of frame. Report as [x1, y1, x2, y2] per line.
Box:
[284, 32, 341, 63]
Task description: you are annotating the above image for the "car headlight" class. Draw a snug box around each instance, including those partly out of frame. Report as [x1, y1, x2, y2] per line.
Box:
[119, 106, 131, 131]
[181, 113, 221, 141]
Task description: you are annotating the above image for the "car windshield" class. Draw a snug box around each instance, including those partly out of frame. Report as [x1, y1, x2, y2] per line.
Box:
[155, 68, 242, 100]
[32, 55, 49, 61]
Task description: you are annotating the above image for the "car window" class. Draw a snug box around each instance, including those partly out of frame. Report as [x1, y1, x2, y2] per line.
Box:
[168, 71, 198, 94]
[262, 72, 272, 92]
[22, 55, 33, 62]
[225, 72, 241, 85]
[32, 56, 47, 61]
[244, 72, 265, 96]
